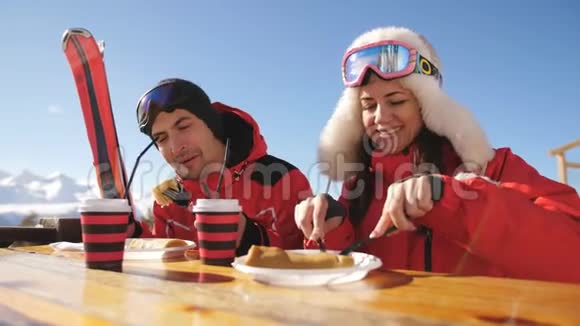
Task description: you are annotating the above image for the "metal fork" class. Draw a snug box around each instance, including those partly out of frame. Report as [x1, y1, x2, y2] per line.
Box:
[316, 239, 327, 252]
[162, 188, 191, 207]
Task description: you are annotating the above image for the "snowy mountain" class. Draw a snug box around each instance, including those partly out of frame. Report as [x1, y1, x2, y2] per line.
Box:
[0, 170, 152, 226]
[0, 170, 10, 180]
[0, 169, 94, 204]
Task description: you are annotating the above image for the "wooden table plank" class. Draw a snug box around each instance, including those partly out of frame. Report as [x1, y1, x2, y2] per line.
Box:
[1, 247, 579, 325]
[0, 288, 114, 326]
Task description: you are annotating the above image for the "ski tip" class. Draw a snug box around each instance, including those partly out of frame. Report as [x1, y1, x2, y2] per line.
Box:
[61, 28, 93, 51]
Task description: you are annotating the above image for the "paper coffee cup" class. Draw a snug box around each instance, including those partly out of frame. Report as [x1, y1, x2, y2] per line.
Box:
[192, 199, 241, 266]
[79, 198, 131, 272]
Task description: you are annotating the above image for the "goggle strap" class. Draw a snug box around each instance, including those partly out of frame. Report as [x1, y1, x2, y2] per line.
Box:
[415, 54, 443, 84]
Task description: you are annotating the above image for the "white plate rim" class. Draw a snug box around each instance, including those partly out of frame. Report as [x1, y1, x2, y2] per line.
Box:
[232, 249, 382, 275]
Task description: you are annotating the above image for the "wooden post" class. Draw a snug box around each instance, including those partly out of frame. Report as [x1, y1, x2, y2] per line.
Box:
[548, 139, 580, 185]
[555, 153, 568, 184]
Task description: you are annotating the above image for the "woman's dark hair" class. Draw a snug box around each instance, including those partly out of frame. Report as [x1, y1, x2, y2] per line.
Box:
[346, 127, 450, 226]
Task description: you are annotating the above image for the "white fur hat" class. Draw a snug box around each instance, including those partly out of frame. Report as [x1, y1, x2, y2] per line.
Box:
[318, 26, 495, 181]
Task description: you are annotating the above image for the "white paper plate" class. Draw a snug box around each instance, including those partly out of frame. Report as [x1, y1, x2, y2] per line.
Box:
[49, 238, 196, 261]
[123, 238, 196, 260]
[232, 249, 382, 287]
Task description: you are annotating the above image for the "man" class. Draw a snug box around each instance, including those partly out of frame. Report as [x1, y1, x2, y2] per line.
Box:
[129, 78, 312, 255]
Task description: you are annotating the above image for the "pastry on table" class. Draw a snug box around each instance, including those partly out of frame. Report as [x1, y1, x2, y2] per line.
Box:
[244, 245, 354, 269]
[126, 238, 189, 249]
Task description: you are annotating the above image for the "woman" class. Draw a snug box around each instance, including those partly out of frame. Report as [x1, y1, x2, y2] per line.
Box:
[295, 26, 580, 283]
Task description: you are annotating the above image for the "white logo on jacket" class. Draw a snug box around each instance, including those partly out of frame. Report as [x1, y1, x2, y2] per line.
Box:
[255, 207, 278, 231]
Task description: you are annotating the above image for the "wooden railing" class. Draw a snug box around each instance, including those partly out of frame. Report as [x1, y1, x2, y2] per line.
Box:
[0, 217, 81, 248]
[548, 139, 580, 184]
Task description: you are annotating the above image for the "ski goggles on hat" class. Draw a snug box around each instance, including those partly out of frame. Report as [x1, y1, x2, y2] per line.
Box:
[136, 81, 192, 133]
[341, 40, 443, 87]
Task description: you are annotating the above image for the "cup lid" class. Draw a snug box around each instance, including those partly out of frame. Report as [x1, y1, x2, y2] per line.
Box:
[78, 198, 132, 213]
[192, 198, 241, 213]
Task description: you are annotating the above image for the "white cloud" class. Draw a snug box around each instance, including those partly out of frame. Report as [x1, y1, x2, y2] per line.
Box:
[48, 105, 63, 114]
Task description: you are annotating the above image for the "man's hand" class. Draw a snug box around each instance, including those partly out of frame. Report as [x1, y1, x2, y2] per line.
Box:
[126, 221, 136, 237]
[236, 213, 248, 247]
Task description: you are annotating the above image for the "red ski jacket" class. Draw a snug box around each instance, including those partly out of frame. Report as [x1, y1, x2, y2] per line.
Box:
[140, 102, 312, 254]
[310, 145, 580, 284]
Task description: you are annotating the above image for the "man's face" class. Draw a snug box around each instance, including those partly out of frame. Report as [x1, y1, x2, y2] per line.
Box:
[151, 109, 223, 180]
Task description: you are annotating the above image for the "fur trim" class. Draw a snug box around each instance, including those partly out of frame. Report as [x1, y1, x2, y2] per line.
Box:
[454, 172, 500, 185]
[318, 26, 495, 181]
[318, 87, 365, 180]
[399, 74, 495, 172]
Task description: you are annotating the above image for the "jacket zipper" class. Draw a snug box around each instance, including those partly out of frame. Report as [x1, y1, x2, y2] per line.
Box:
[422, 227, 433, 272]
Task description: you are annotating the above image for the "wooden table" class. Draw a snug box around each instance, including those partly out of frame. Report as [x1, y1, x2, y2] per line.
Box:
[1, 246, 579, 325]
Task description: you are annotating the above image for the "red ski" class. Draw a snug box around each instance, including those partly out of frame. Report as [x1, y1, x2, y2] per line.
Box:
[62, 28, 136, 221]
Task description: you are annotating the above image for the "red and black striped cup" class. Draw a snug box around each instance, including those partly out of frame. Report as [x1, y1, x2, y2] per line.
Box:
[192, 199, 241, 266]
[79, 198, 130, 272]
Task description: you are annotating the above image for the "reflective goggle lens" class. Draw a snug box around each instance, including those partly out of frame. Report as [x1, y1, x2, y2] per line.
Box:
[137, 83, 187, 131]
[343, 44, 411, 84]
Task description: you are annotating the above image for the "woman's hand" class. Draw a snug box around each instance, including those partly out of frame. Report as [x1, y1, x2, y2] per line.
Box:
[370, 175, 436, 238]
[294, 194, 344, 241]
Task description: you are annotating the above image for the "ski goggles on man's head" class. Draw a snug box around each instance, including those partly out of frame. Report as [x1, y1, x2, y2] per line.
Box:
[341, 40, 443, 87]
[136, 80, 198, 134]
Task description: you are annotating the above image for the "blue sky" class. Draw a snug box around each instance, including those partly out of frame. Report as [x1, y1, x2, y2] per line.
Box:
[1, 1, 579, 198]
